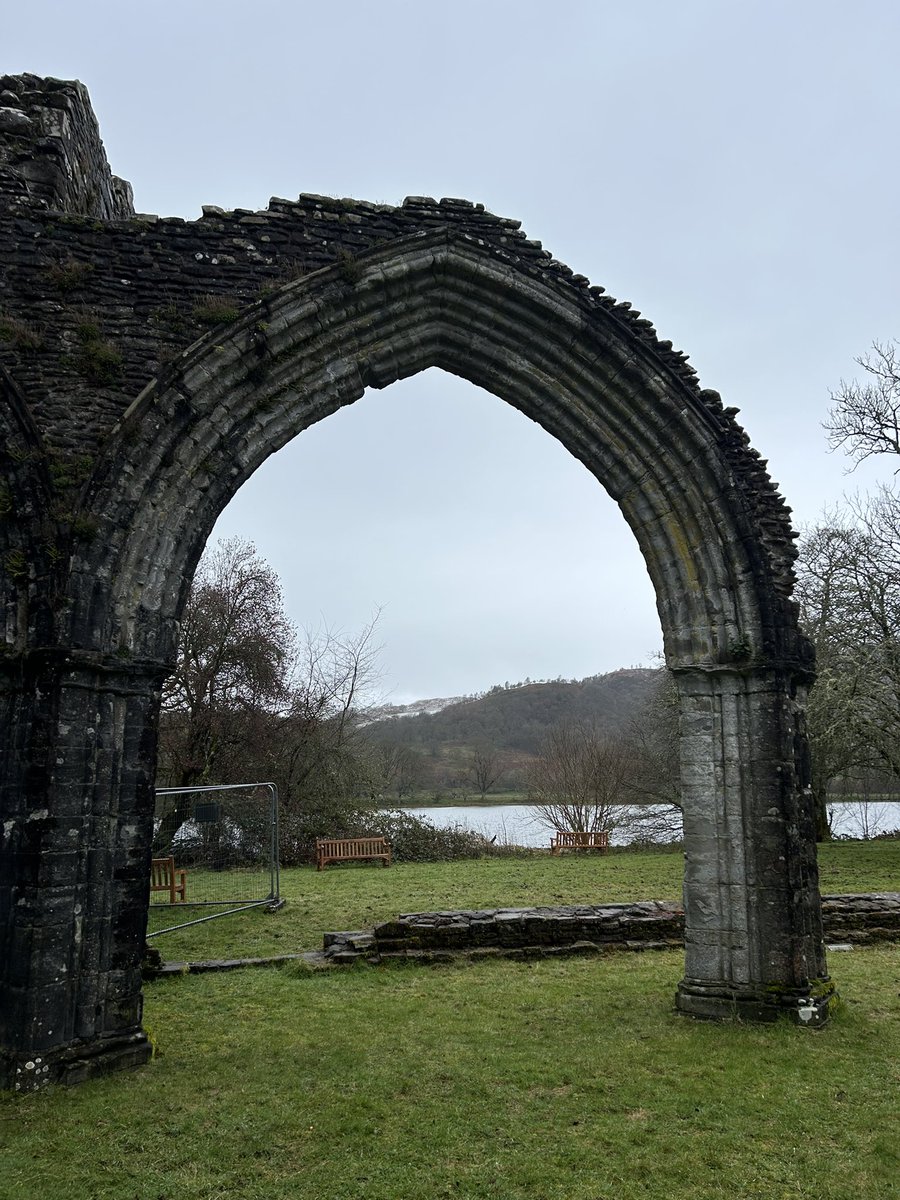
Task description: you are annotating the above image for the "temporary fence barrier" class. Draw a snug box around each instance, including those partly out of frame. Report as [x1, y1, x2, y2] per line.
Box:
[146, 781, 280, 939]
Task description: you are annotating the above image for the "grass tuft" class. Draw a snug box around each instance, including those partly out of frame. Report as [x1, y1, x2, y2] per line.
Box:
[192, 294, 242, 325]
[0, 313, 43, 350]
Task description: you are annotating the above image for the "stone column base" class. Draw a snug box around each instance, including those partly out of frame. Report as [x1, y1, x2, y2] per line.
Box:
[676, 978, 835, 1027]
[1, 1030, 152, 1092]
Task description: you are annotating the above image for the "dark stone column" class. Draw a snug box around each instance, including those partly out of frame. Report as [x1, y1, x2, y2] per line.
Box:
[673, 667, 832, 1024]
[0, 650, 166, 1090]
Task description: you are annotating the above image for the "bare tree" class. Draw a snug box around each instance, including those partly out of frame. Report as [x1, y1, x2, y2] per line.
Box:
[835, 492, 900, 781]
[803, 341, 900, 834]
[527, 721, 632, 835]
[795, 521, 870, 832]
[367, 741, 424, 802]
[825, 340, 900, 467]
[469, 742, 505, 800]
[156, 537, 297, 850]
[829, 769, 894, 840]
[157, 539, 386, 858]
[621, 671, 680, 805]
[268, 611, 394, 864]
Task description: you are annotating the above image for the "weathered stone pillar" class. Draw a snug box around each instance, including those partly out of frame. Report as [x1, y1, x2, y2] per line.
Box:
[673, 667, 831, 1023]
[0, 650, 165, 1090]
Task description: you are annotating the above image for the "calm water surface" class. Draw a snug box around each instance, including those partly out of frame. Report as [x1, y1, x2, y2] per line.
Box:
[401, 803, 677, 848]
[402, 799, 900, 847]
[827, 799, 900, 839]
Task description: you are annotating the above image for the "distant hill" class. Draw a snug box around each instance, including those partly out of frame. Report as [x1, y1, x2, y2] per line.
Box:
[364, 695, 466, 724]
[367, 668, 663, 758]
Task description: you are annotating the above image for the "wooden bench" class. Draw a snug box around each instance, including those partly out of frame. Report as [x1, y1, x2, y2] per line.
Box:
[150, 856, 188, 902]
[550, 830, 610, 855]
[316, 836, 391, 871]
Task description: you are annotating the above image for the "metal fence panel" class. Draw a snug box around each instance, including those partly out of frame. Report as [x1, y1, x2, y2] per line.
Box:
[147, 782, 280, 939]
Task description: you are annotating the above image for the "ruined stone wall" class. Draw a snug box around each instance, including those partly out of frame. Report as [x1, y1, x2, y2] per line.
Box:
[0, 74, 133, 219]
[0, 73, 799, 602]
[319, 894, 900, 967]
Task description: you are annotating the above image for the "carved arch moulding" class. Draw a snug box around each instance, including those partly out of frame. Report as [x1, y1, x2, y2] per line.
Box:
[0, 74, 829, 1089]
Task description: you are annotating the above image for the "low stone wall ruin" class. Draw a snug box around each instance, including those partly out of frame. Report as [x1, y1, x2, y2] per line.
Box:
[320, 894, 900, 966]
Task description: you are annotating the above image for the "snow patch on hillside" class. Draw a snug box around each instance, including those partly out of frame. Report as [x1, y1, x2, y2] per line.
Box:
[365, 696, 467, 724]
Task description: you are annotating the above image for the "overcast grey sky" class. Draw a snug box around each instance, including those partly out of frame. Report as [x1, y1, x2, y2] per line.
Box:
[7, 2, 900, 700]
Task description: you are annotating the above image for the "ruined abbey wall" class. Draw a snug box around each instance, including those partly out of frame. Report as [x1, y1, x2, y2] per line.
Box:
[0, 73, 797, 600]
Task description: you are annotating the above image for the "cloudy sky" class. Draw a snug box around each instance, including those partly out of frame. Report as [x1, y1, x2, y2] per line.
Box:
[7, 2, 900, 701]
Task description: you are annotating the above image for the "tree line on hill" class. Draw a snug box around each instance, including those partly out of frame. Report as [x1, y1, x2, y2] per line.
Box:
[365, 668, 662, 760]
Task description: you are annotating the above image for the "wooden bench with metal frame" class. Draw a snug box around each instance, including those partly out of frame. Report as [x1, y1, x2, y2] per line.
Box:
[150, 856, 188, 903]
[549, 830, 610, 855]
[315, 836, 391, 871]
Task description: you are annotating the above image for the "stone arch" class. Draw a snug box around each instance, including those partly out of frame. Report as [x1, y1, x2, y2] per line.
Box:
[79, 231, 802, 672]
[77, 229, 824, 992]
[1, 227, 829, 1091]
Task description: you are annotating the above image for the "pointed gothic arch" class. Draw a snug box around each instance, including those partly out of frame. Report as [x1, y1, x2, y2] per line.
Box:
[81, 234, 823, 1017]
[82, 231, 800, 669]
[0, 76, 830, 1090]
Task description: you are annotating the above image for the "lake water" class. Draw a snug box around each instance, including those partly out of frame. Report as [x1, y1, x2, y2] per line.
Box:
[827, 799, 900, 840]
[402, 803, 679, 849]
[402, 799, 900, 847]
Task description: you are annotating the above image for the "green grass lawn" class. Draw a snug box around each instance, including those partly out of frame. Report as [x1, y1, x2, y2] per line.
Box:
[2, 948, 897, 1200]
[146, 840, 900, 963]
[3, 842, 898, 1200]
[816, 836, 900, 893]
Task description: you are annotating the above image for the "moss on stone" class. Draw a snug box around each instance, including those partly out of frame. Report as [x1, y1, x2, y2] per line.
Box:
[337, 248, 364, 284]
[48, 451, 94, 490]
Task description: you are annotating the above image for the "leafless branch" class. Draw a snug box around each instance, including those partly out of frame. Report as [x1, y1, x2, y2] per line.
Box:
[825, 340, 900, 469]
